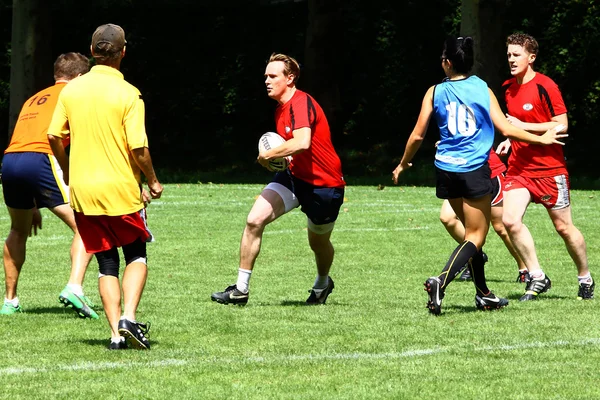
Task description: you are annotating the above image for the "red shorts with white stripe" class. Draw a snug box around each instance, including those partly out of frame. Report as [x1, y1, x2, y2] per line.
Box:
[74, 210, 151, 253]
[504, 174, 570, 210]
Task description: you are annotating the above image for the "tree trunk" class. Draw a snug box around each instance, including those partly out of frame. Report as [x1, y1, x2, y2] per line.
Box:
[460, 0, 507, 96]
[303, 0, 342, 132]
[8, 0, 52, 139]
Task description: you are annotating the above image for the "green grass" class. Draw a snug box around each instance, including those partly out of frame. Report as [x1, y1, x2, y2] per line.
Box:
[1, 184, 599, 399]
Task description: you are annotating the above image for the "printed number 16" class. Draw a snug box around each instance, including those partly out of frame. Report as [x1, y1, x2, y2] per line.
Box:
[445, 101, 476, 136]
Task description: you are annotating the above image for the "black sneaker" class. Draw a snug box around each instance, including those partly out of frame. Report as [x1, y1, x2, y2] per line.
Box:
[211, 284, 249, 305]
[118, 319, 150, 350]
[459, 266, 472, 281]
[577, 279, 595, 300]
[108, 339, 128, 350]
[306, 277, 335, 305]
[475, 292, 509, 310]
[516, 270, 530, 283]
[424, 277, 444, 315]
[519, 275, 552, 301]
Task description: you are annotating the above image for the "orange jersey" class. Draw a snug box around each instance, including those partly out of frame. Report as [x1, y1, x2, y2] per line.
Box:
[5, 83, 68, 154]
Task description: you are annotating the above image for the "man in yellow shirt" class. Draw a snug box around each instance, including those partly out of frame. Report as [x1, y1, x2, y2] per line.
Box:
[48, 24, 163, 350]
[1, 52, 98, 319]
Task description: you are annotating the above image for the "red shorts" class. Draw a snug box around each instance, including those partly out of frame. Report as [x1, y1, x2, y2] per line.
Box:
[74, 210, 151, 253]
[491, 174, 504, 207]
[504, 174, 570, 210]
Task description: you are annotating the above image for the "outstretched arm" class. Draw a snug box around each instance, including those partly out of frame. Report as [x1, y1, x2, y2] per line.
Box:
[489, 89, 568, 145]
[392, 86, 434, 184]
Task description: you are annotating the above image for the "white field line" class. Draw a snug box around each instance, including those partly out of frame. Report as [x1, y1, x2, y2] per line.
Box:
[2, 338, 598, 376]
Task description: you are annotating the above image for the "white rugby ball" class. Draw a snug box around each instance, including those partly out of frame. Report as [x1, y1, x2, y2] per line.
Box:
[258, 132, 290, 171]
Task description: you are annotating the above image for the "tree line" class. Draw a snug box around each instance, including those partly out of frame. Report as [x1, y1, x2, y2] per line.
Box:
[1, 0, 599, 187]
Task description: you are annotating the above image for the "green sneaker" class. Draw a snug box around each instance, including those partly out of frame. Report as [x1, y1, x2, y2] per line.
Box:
[0, 302, 22, 315]
[59, 287, 99, 319]
[81, 294, 96, 309]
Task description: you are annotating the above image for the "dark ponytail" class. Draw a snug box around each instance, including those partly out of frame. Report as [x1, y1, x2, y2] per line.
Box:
[441, 36, 475, 74]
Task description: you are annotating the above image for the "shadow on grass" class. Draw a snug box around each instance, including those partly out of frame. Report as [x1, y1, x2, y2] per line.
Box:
[81, 338, 160, 349]
[22, 306, 85, 315]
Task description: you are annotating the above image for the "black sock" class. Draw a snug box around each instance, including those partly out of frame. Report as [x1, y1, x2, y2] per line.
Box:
[438, 241, 478, 290]
[470, 250, 490, 295]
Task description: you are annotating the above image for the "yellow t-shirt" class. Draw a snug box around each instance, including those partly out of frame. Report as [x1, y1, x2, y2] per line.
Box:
[47, 65, 148, 216]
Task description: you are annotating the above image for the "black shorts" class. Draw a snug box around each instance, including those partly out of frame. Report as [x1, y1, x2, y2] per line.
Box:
[272, 171, 344, 225]
[435, 163, 493, 200]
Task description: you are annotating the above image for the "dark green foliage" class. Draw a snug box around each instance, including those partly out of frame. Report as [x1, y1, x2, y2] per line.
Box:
[0, 0, 599, 187]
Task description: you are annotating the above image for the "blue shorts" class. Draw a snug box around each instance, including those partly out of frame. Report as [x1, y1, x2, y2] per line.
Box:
[1, 152, 69, 209]
[272, 171, 344, 225]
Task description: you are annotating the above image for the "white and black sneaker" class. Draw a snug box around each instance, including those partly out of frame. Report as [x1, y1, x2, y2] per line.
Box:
[475, 292, 509, 311]
[211, 284, 249, 305]
[520, 276, 551, 301]
[424, 277, 444, 315]
[306, 277, 335, 305]
[118, 319, 150, 350]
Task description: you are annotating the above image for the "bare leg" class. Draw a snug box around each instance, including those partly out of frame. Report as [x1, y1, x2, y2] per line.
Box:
[439, 199, 465, 243]
[548, 205, 589, 276]
[502, 188, 541, 273]
[49, 204, 93, 286]
[308, 229, 334, 277]
[239, 189, 286, 271]
[3, 207, 33, 299]
[99, 275, 121, 339]
[491, 203, 527, 270]
[121, 261, 147, 322]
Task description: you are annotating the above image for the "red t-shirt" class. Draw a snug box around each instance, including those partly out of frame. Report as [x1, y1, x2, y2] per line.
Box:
[274, 90, 345, 187]
[502, 73, 568, 178]
[488, 149, 506, 179]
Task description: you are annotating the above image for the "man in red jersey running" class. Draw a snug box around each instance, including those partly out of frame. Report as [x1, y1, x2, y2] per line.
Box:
[498, 33, 594, 301]
[212, 53, 345, 306]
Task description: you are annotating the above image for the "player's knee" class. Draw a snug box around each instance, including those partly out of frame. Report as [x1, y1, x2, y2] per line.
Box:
[96, 249, 120, 278]
[123, 239, 147, 266]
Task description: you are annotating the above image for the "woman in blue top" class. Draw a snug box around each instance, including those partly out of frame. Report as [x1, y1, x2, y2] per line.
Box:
[392, 36, 567, 315]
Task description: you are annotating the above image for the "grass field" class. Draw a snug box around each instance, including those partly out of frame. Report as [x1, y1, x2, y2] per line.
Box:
[1, 183, 599, 399]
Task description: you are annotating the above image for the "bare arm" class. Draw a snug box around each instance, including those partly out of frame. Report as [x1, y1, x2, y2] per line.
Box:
[506, 113, 568, 134]
[131, 147, 163, 199]
[48, 135, 69, 185]
[489, 89, 567, 145]
[257, 126, 311, 169]
[392, 86, 434, 184]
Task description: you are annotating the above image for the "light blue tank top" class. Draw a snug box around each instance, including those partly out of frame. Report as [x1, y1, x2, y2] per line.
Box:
[433, 75, 494, 172]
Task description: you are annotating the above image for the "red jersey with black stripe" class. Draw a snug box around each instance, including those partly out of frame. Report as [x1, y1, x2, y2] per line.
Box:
[274, 90, 345, 187]
[502, 73, 568, 177]
[488, 149, 506, 179]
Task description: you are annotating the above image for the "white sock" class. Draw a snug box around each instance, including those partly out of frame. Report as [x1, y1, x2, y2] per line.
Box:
[236, 268, 252, 294]
[313, 275, 329, 290]
[67, 284, 84, 296]
[578, 273, 592, 284]
[111, 336, 125, 344]
[4, 297, 19, 307]
[530, 271, 545, 280]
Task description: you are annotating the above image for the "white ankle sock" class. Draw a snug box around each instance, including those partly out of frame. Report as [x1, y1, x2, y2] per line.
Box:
[530, 271, 545, 280]
[578, 273, 592, 284]
[67, 284, 84, 296]
[4, 297, 19, 307]
[313, 275, 329, 290]
[236, 268, 252, 294]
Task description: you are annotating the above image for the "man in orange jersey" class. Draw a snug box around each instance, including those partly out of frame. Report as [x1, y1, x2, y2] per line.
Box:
[0, 53, 98, 319]
[48, 24, 163, 350]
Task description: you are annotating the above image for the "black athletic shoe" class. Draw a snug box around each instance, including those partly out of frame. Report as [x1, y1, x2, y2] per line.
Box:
[475, 292, 509, 310]
[519, 275, 552, 301]
[306, 277, 335, 305]
[118, 319, 150, 350]
[577, 279, 595, 300]
[211, 284, 249, 305]
[424, 277, 444, 315]
[459, 267, 472, 281]
[108, 339, 128, 350]
[516, 270, 530, 283]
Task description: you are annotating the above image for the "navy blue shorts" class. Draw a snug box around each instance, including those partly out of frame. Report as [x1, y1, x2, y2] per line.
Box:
[435, 163, 492, 200]
[272, 171, 344, 225]
[1, 152, 69, 209]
